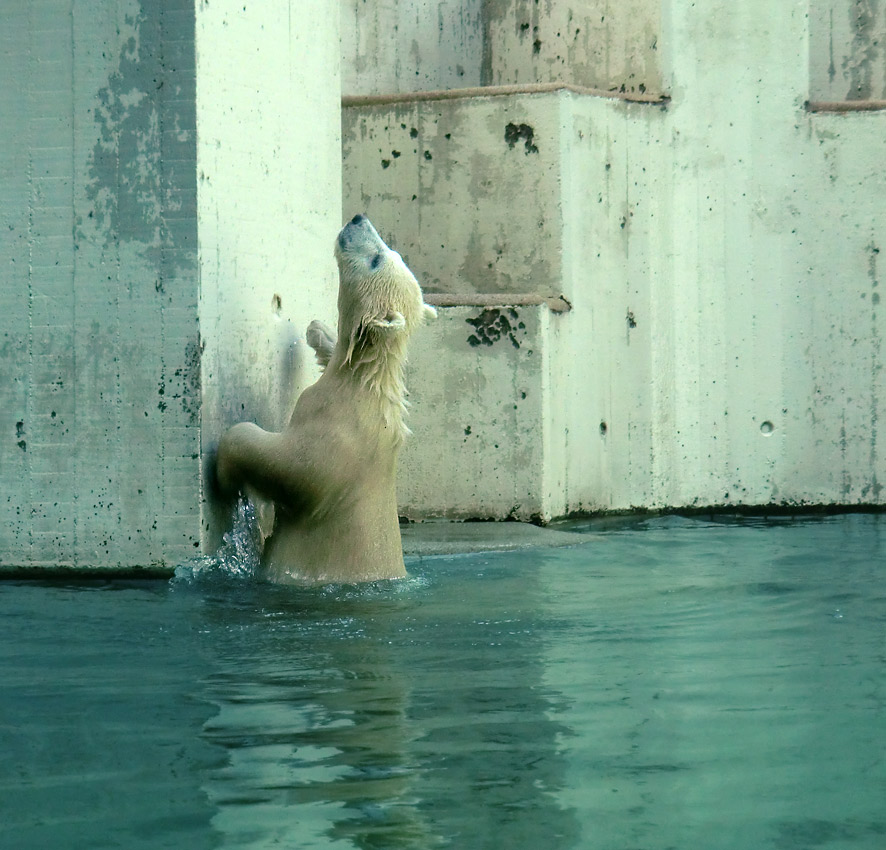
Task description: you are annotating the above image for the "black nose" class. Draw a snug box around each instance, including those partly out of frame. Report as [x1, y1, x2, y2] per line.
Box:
[350, 213, 365, 225]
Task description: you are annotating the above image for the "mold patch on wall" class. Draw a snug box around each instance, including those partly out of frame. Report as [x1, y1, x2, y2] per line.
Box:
[504, 122, 539, 155]
[466, 308, 527, 349]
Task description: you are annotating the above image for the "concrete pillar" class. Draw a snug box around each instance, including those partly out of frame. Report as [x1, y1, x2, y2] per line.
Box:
[196, 0, 341, 549]
[0, 0, 340, 571]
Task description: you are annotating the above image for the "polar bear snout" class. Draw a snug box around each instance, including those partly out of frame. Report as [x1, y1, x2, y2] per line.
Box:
[337, 213, 381, 254]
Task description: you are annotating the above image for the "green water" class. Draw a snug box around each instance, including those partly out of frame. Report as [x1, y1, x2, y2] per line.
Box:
[1, 515, 884, 849]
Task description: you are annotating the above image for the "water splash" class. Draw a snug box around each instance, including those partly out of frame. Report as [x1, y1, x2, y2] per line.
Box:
[172, 500, 432, 594]
[173, 498, 263, 584]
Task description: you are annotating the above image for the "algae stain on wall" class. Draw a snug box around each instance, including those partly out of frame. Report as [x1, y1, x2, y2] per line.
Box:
[79, 3, 197, 274]
[846, 0, 884, 99]
[76, 1, 203, 439]
[810, 0, 886, 100]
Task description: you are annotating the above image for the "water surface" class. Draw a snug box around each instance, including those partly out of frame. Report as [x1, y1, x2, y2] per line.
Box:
[1, 514, 884, 849]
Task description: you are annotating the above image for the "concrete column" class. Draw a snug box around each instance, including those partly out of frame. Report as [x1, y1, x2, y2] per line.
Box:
[0, 0, 340, 571]
[196, 0, 341, 549]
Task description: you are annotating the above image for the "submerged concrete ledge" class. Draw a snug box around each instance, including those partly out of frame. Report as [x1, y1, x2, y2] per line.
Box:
[0, 520, 591, 579]
[3, 507, 884, 579]
[400, 519, 589, 557]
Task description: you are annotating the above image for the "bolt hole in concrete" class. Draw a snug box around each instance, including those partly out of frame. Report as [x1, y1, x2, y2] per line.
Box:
[760, 420, 774, 435]
[271, 293, 282, 315]
[3, 512, 885, 848]
[599, 420, 608, 436]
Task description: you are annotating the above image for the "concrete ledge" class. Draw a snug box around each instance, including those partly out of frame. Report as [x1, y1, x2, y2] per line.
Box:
[0, 565, 174, 581]
[342, 82, 669, 108]
[807, 100, 886, 112]
[0, 520, 590, 579]
[426, 293, 572, 313]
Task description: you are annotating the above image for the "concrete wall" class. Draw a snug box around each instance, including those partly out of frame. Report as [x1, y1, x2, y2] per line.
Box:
[810, 0, 886, 101]
[341, 0, 662, 96]
[651, 1, 886, 511]
[1, 0, 340, 570]
[1, 0, 201, 568]
[343, 0, 886, 519]
[341, 94, 564, 299]
[341, 0, 484, 94]
[482, 0, 663, 95]
[4, 0, 884, 572]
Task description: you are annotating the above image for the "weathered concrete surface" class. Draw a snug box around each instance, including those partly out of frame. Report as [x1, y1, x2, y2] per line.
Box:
[344, 2, 886, 520]
[341, 0, 484, 95]
[482, 0, 663, 95]
[810, 0, 886, 101]
[400, 518, 590, 556]
[196, 0, 341, 550]
[342, 93, 564, 300]
[1, 0, 341, 569]
[1, 1, 201, 567]
[4, 0, 886, 574]
[399, 303, 557, 521]
[341, 0, 663, 97]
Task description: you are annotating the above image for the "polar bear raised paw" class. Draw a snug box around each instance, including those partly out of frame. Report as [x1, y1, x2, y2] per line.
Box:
[306, 319, 336, 369]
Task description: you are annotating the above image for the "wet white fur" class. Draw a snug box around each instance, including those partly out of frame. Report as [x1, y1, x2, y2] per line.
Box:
[215, 217, 435, 583]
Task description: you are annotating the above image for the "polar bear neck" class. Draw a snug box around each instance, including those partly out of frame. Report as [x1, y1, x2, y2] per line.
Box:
[329, 333, 411, 444]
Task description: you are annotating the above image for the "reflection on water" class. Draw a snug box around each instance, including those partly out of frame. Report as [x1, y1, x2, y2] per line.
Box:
[0, 514, 884, 849]
[189, 559, 580, 848]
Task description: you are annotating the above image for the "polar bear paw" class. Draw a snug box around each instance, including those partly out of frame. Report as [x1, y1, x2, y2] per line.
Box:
[306, 320, 337, 369]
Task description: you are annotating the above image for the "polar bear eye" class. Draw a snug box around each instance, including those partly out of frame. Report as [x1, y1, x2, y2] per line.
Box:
[369, 253, 383, 270]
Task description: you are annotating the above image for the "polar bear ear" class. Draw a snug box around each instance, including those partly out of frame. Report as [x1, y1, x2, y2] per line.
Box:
[422, 304, 437, 321]
[345, 311, 407, 363]
[367, 311, 407, 332]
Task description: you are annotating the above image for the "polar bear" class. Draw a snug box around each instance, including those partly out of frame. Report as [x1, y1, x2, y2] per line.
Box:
[216, 215, 436, 583]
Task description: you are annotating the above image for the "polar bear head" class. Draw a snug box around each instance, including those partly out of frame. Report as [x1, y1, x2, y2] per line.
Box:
[332, 215, 436, 432]
[334, 214, 435, 374]
[334, 214, 435, 351]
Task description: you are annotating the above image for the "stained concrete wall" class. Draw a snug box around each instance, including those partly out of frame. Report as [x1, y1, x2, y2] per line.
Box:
[341, 0, 662, 96]
[4, 0, 884, 571]
[1, 0, 201, 568]
[341, 0, 484, 94]
[341, 95, 564, 300]
[649, 2, 886, 511]
[1, 0, 340, 569]
[344, 0, 886, 519]
[482, 0, 662, 95]
[810, 0, 886, 101]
